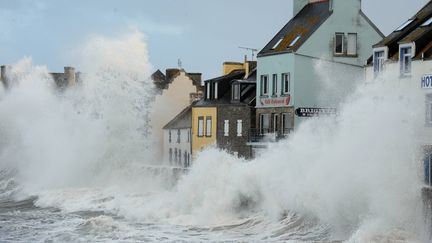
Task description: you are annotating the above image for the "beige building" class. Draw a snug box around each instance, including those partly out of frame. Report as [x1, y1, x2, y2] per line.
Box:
[150, 68, 203, 161]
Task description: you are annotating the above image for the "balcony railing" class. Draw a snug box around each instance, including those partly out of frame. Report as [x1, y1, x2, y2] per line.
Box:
[248, 128, 293, 143]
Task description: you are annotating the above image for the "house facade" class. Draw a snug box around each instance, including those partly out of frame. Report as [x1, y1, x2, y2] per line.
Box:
[191, 61, 256, 158]
[163, 106, 193, 168]
[150, 68, 203, 160]
[1, 65, 80, 89]
[251, 0, 384, 155]
[364, 1, 432, 201]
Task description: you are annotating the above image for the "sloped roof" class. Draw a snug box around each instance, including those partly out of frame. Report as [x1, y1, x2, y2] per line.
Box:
[373, 1, 432, 60]
[163, 105, 193, 130]
[258, 0, 332, 57]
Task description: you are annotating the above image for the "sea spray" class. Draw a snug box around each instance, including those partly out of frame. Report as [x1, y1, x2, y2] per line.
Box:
[0, 31, 428, 241]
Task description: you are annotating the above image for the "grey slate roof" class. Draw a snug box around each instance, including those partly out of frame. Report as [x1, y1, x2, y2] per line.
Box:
[258, 0, 332, 57]
[163, 105, 193, 130]
[373, 1, 432, 60]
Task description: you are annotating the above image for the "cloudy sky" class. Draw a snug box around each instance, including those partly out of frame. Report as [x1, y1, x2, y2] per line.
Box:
[0, 0, 429, 79]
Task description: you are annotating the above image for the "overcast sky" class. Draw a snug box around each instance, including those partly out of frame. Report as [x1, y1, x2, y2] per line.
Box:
[0, 0, 429, 79]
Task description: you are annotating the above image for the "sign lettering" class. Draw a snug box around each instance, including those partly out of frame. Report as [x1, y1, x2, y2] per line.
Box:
[421, 74, 432, 89]
[260, 95, 291, 107]
[295, 107, 337, 117]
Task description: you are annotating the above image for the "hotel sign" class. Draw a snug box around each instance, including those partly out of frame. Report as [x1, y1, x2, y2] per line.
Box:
[421, 74, 432, 89]
[260, 95, 291, 107]
[295, 107, 337, 117]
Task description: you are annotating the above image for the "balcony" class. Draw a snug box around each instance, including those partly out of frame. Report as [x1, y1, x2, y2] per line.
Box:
[248, 128, 293, 143]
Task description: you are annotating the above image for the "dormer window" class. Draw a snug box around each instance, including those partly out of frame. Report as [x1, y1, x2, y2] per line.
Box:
[399, 43, 414, 76]
[373, 47, 387, 77]
[214, 82, 218, 99]
[206, 82, 211, 99]
[232, 84, 240, 101]
[395, 19, 414, 31]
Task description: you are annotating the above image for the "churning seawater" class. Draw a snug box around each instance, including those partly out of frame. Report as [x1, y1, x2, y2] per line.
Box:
[0, 31, 430, 242]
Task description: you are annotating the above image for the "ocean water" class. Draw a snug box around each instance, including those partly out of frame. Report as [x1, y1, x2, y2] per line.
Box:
[0, 31, 430, 242]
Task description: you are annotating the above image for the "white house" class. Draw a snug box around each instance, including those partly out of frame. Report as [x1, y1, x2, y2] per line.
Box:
[162, 105, 193, 168]
[249, 0, 384, 156]
[365, 1, 432, 189]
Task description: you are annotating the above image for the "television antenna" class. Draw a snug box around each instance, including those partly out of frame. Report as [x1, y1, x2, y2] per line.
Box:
[239, 46, 258, 61]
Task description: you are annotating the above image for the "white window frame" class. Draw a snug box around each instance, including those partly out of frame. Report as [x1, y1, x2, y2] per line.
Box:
[224, 120, 229, 137]
[214, 82, 218, 99]
[273, 114, 279, 133]
[399, 43, 415, 76]
[282, 73, 290, 95]
[232, 84, 240, 100]
[206, 116, 212, 137]
[237, 120, 243, 137]
[272, 74, 278, 96]
[373, 47, 388, 77]
[334, 33, 344, 55]
[347, 33, 357, 55]
[282, 113, 292, 134]
[260, 75, 269, 96]
[426, 94, 432, 127]
[198, 117, 204, 137]
[259, 113, 270, 133]
[206, 82, 211, 99]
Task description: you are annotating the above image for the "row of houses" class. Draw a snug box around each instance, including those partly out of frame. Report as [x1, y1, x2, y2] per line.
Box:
[158, 0, 387, 165]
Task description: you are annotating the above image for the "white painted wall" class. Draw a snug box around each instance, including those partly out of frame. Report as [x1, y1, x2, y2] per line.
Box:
[163, 128, 192, 167]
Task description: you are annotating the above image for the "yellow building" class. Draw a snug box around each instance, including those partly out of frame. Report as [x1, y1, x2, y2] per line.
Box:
[191, 107, 217, 157]
[191, 59, 256, 158]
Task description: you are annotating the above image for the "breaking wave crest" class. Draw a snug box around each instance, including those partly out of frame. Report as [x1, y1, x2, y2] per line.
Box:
[0, 31, 429, 242]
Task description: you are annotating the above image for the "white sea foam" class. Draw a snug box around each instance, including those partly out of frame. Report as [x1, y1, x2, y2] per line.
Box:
[0, 30, 429, 242]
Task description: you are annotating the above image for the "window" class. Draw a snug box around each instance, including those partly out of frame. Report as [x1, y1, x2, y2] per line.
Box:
[184, 151, 187, 167]
[424, 153, 432, 186]
[187, 129, 190, 142]
[206, 82, 211, 99]
[347, 33, 357, 55]
[214, 82, 218, 99]
[273, 114, 279, 133]
[260, 75, 269, 96]
[232, 84, 240, 100]
[334, 33, 344, 54]
[224, 120, 229, 136]
[198, 117, 204, 137]
[282, 113, 292, 134]
[272, 74, 278, 96]
[259, 114, 270, 133]
[177, 129, 181, 143]
[422, 17, 432, 27]
[169, 148, 173, 163]
[400, 45, 413, 76]
[174, 148, 178, 163]
[237, 120, 243, 137]
[206, 116, 212, 137]
[282, 73, 290, 94]
[396, 19, 414, 31]
[289, 35, 301, 47]
[178, 149, 182, 165]
[169, 130, 172, 143]
[426, 94, 432, 126]
[272, 38, 283, 49]
[373, 50, 386, 76]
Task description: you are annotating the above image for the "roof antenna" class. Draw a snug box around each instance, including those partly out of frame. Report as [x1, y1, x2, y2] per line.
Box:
[239, 47, 258, 61]
[178, 58, 183, 69]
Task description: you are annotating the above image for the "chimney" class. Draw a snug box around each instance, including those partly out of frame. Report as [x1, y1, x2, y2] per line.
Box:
[1, 65, 10, 89]
[64, 66, 76, 87]
[293, 0, 309, 16]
